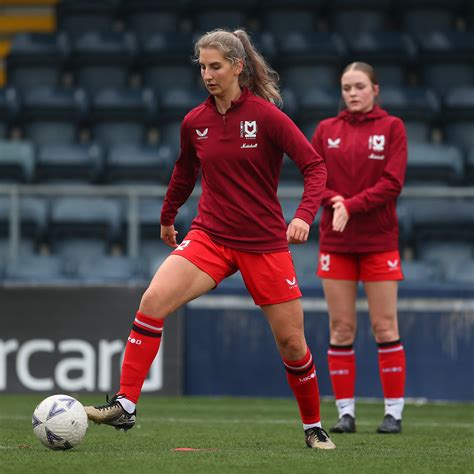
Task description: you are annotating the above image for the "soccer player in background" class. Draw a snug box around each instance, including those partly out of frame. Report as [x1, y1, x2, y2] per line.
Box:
[311, 62, 408, 434]
[85, 28, 336, 450]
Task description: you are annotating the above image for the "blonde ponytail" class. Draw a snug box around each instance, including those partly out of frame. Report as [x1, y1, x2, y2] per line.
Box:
[194, 29, 282, 105]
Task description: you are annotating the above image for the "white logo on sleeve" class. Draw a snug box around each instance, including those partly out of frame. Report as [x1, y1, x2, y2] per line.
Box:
[196, 128, 208, 139]
[328, 138, 341, 148]
[176, 239, 191, 251]
[387, 259, 399, 270]
[240, 121, 257, 139]
[320, 254, 330, 271]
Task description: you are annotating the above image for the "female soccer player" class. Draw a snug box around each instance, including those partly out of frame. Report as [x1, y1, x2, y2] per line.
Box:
[311, 62, 407, 434]
[85, 29, 335, 450]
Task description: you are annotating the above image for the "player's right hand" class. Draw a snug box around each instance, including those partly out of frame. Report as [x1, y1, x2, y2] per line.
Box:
[161, 224, 178, 248]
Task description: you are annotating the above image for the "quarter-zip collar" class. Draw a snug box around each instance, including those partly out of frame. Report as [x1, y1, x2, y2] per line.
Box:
[338, 105, 388, 124]
[204, 87, 249, 114]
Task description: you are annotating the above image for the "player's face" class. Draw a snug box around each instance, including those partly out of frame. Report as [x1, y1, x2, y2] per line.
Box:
[341, 70, 379, 113]
[199, 47, 243, 98]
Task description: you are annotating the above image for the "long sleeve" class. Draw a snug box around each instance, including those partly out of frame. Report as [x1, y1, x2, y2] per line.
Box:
[344, 119, 407, 215]
[160, 121, 201, 226]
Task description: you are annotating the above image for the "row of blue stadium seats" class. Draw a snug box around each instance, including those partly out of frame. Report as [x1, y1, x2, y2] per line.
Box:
[0, 196, 473, 251]
[1, 139, 473, 185]
[54, 0, 474, 35]
[0, 247, 472, 286]
[1, 85, 474, 148]
[6, 31, 474, 93]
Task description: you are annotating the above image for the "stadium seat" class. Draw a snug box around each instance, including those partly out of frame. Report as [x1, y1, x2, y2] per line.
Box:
[159, 87, 207, 121]
[406, 142, 464, 185]
[53, 238, 108, 260]
[444, 121, 474, 151]
[193, 10, 248, 33]
[444, 259, 474, 284]
[297, 87, 340, 122]
[4, 255, 70, 283]
[466, 147, 474, 184]
[443, 86, 474, 121]
[105, 143, 174, 184]
[6, 33, 68, 92]
[21, 86, 87, 145]
[0, 238, 36, 265]
[416, 32, 474, 94]
[400, 4, 460, 32]
[70, 31, 137, 91]
[75, 255, 143, 283]
[401, 198, 474, 251]
[0, 196, 48, 243]
[122, 0, 185, 36]
[159, 121, 182, 150]
[141, 64, 196, 92]
[275, 32, 346, 68]
[0, 140, 35, 183]
[56, 0, 120, 35]
[403, 120, 432, 143]
[280, 65, 339, 91]
[36, 142, 103, 183]
[380, 86, 440, 122]
[418, 240, 473, 269]
[145, 243, 173, 277]
[139, 32, 194, 65]
[345, 31, 416, 69]
[328, 5, 389, 33]
[260, 9, 320, 34]
[89, 87, 157, 146]
[400, 260, 442, 282]
[48, 196, 123, 247]
[0, 87, 20, 138]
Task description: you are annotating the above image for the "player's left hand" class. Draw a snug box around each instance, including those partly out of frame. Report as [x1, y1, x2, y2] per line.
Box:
[332, 201, 349, 232]
[287, 218, 310, 244]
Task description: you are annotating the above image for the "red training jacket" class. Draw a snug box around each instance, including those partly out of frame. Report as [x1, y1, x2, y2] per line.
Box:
[161, 87, 327, 253]
[311, 106, 407, 253]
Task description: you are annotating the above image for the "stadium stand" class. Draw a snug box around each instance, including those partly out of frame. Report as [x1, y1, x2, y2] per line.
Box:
[0, 0, 472, 284]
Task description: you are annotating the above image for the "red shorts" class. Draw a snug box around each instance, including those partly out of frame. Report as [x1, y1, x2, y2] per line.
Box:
[316, 250, 404, 281]
[171, 229, 302, 306]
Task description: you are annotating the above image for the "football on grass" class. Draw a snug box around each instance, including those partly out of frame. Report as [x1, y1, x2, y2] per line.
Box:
[32, 394, 88, 450]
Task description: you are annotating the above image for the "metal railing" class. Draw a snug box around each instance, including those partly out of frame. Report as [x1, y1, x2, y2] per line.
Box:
[1, 183, 474, 262]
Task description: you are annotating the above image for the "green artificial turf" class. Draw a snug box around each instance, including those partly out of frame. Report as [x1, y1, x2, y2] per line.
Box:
[0, 395, 473, 473]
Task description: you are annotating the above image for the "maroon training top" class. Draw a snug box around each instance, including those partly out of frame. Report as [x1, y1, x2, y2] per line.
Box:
[311, 106, 407, 254]
[161, 87, 327, 253]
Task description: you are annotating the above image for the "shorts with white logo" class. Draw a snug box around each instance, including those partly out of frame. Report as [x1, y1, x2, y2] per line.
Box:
[172, 229, 302, 306]
[316, 250, 404, 281]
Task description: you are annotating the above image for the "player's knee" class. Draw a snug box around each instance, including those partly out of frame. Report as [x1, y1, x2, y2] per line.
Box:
[278, 333, 306, 359]
[371, 318, 398, 342]
[139, 287, 172, 320]
[330, 319, 356, 345]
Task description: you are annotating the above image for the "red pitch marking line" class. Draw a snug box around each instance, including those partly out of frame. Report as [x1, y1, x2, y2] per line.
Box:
[172, 448, 219, 452]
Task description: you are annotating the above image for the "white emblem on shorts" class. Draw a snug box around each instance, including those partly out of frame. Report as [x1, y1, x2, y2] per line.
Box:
[286, 277, 297, 289]
[387, 259, 399, 270]
[176, 240, 191, 251]
[320, 254, 330, 271]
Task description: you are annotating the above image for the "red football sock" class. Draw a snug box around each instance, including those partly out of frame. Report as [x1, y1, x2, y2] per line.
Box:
[283, 347, 321, 425]
[377, 340, 406, 398]
[119, 311, 164, 404]
[327, 344, 356, 400]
